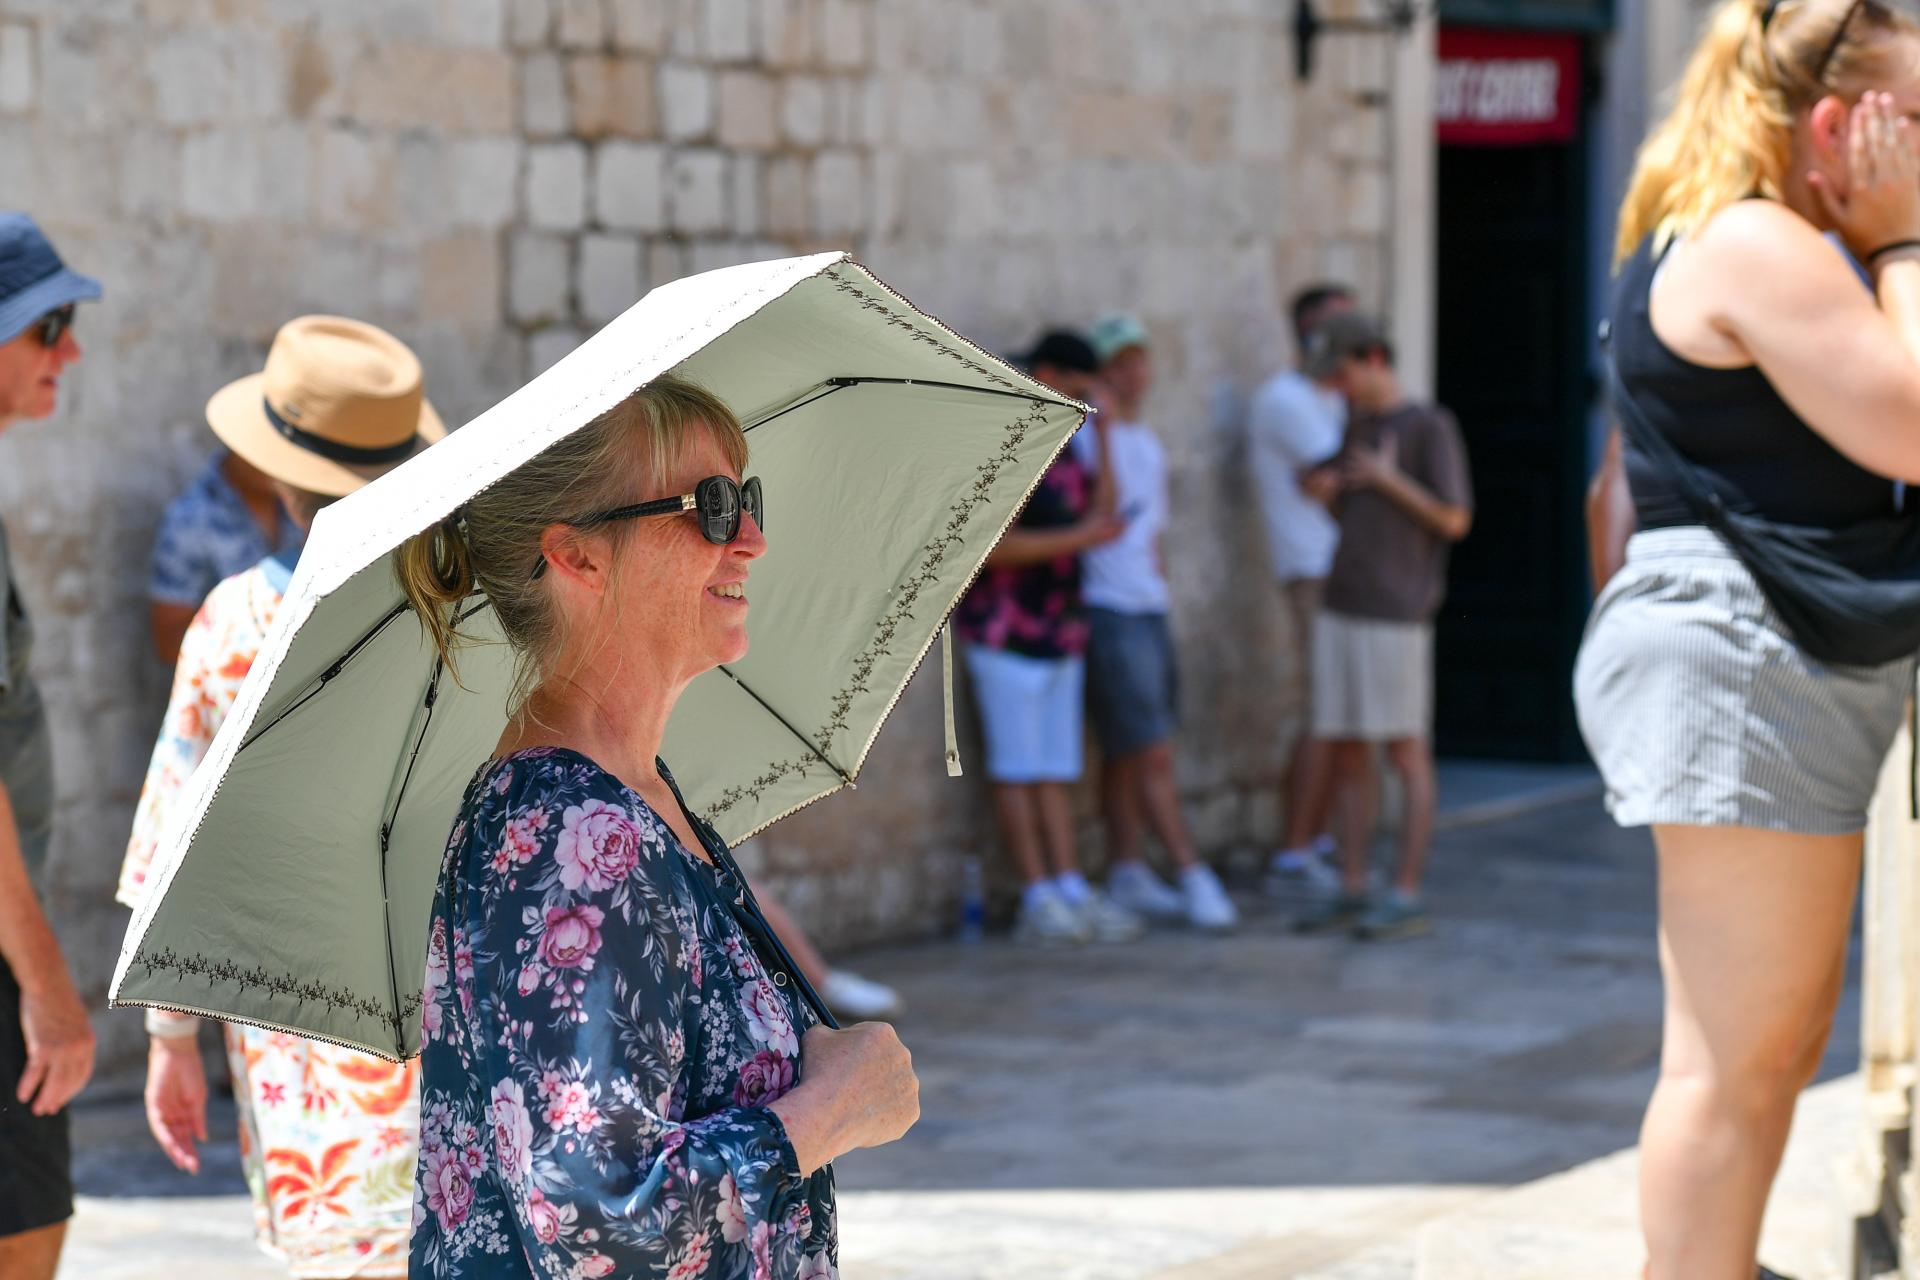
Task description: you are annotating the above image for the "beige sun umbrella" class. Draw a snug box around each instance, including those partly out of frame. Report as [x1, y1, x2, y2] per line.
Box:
[112, 252, 1086, 1058]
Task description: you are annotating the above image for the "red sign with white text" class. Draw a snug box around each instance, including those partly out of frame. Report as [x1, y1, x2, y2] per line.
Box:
[1436, 28, 1582, 146]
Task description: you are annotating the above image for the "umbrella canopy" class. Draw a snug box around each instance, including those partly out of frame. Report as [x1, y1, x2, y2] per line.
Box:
[112, 253, 1085, 1058]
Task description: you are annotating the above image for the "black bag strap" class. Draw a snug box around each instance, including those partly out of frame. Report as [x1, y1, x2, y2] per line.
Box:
[1607, 359, 1920, 818]
[1607, 363, 1735, 529]
[655, 758, 839, 1029]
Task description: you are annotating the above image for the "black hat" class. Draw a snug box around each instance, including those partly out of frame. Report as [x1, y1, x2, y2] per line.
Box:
[1020, 330, 1099, 375]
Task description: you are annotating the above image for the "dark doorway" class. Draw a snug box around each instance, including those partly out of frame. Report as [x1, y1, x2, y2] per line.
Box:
[1433, 134, 1594, 761]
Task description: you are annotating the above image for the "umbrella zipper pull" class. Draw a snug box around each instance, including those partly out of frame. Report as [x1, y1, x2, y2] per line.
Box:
[942, 622, 962, 778]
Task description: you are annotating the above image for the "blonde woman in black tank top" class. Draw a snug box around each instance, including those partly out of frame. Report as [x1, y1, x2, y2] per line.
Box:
[1580, 2, 1920, 1276]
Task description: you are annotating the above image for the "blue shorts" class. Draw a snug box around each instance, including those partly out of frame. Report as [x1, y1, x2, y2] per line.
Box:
[963, 645, 1085, 783]
[1085, 608, 1179, 757]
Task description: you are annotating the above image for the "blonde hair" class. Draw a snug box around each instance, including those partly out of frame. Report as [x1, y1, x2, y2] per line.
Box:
[1616, 0, 1920, 264]
[394, 375, 749, 710]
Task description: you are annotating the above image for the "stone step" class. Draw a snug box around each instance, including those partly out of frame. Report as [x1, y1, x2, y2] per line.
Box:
[1415, 1074, 1874, 1280]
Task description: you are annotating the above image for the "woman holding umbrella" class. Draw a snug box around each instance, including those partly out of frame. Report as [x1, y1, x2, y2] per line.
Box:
[119, 316, 446, 1277]
[397, 375, 918, 1278]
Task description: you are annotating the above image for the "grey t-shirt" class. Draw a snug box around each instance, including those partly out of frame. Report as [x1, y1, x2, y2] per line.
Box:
[1323, 402, 1474, 623]
[0, 518, 54, 900]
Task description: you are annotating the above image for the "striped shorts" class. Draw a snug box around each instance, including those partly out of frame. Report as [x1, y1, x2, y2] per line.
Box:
[1574, 527, 1917, 835]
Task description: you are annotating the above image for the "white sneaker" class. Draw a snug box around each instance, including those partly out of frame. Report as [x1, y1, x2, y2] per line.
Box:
[1105, 860, 1189, 921]
[1265, 847, 1343, 899]
[1077, 889, 1145, 943]
[822, 969, 903, 1020]
[1181, 865, 1239, 932]
[1015, 890, 1091, 947]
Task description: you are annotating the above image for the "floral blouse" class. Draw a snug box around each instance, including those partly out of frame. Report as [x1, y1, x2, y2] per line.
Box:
[411, 746, 835, 1280]
[952, 442, 1093, 659]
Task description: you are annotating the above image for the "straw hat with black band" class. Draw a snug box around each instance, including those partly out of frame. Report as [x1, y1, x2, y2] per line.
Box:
[206, 315, 445, 498]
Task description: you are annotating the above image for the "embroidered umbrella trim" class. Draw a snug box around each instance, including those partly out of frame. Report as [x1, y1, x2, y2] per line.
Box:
[708, 400, 1042, 817]
[132, 945, 424, 1027]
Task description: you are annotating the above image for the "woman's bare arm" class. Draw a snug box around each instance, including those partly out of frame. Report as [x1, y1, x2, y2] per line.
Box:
[1668, 98, 1920, 481]
[1586, 427, 1634, 594]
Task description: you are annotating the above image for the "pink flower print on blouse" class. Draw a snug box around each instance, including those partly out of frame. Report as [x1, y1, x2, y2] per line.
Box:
[553, 798, 643, 892]
[491, 809, 547, 876]
[535, 1070, 603, 1141]
[421, 918, 450, 1043]
[716, 1173, 749, 1244]
[732, 1051, 796, 1108]
[424, 1144, 477, 1233]
[666, 1231, 714, 1280]
[537, 904, 604, 971]
[486, 1079, 534, 1181]
[742, 977, 800, 1057]
[524, 1187, 573, 1245]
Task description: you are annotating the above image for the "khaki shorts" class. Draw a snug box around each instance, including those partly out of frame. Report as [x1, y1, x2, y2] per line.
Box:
[1311, 610, 1433, 741]
[1280, 577, 1323, 705]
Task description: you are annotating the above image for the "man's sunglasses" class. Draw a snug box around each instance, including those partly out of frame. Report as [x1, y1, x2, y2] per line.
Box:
[31, 305, 74, 349]
[532, 475, 763, 579]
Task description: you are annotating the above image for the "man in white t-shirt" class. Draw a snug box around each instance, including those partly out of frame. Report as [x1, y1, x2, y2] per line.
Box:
[1248, 284, 1353, 896]
[1078, 313, 1238, 932]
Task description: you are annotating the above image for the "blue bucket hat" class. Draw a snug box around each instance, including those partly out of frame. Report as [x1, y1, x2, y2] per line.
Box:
[0, 213, 101, 347]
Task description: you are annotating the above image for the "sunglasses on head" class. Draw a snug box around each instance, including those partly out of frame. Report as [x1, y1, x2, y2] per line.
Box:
[531, 475, 764, 579]
[1762, 0, 1910, 84]
[30, 305, 73, 349]
[1815, 0, 1866, 81]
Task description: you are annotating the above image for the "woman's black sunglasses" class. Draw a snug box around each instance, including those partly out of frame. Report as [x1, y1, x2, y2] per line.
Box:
[532, 475, 763, 579]
[31, 305, 74, 349]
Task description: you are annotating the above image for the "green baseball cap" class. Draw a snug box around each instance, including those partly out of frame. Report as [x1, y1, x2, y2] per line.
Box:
[1089, 312, 1150, 363]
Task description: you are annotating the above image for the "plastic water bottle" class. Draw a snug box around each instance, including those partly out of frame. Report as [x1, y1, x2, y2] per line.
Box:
[958, 855, 986, 944]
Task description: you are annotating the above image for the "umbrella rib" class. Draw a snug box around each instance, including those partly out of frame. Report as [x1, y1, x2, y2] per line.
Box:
[742, 377, 1063, 437]
[239, 601, 410, 753]
[375, 657, 444, 1053]
[823, 375, 1064, 406]
[715, 665, 853, 789]
[741, 381, 849, 433]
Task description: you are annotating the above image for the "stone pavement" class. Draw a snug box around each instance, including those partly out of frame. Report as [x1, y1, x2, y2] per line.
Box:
[1417, 1072, 1865, 1280]
[58, 788, 1864, 1278]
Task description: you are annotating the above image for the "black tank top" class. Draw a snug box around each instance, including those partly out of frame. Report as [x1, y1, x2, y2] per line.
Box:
[1611, 236, 1901, 530]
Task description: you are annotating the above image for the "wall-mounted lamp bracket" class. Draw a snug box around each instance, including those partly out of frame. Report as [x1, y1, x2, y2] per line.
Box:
[1293, 0, 1429, 81]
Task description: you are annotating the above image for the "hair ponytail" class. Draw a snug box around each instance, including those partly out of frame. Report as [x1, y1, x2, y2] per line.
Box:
[397, 513, 478, 676]
[1617, 0, 1789, 263]
[1615, 0, 1919, 265]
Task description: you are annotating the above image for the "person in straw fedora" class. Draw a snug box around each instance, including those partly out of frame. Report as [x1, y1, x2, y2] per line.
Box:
[118, 316, 444, 1279]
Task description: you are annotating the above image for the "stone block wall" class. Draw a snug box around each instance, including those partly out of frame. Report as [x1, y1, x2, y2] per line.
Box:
[0, 0, 1398, 1089]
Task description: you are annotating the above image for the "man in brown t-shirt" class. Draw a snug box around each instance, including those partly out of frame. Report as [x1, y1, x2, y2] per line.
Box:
[1292, 313, 1473, 941]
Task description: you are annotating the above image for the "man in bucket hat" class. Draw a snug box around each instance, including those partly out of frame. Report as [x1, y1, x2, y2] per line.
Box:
[0, 213, 100, 1278]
